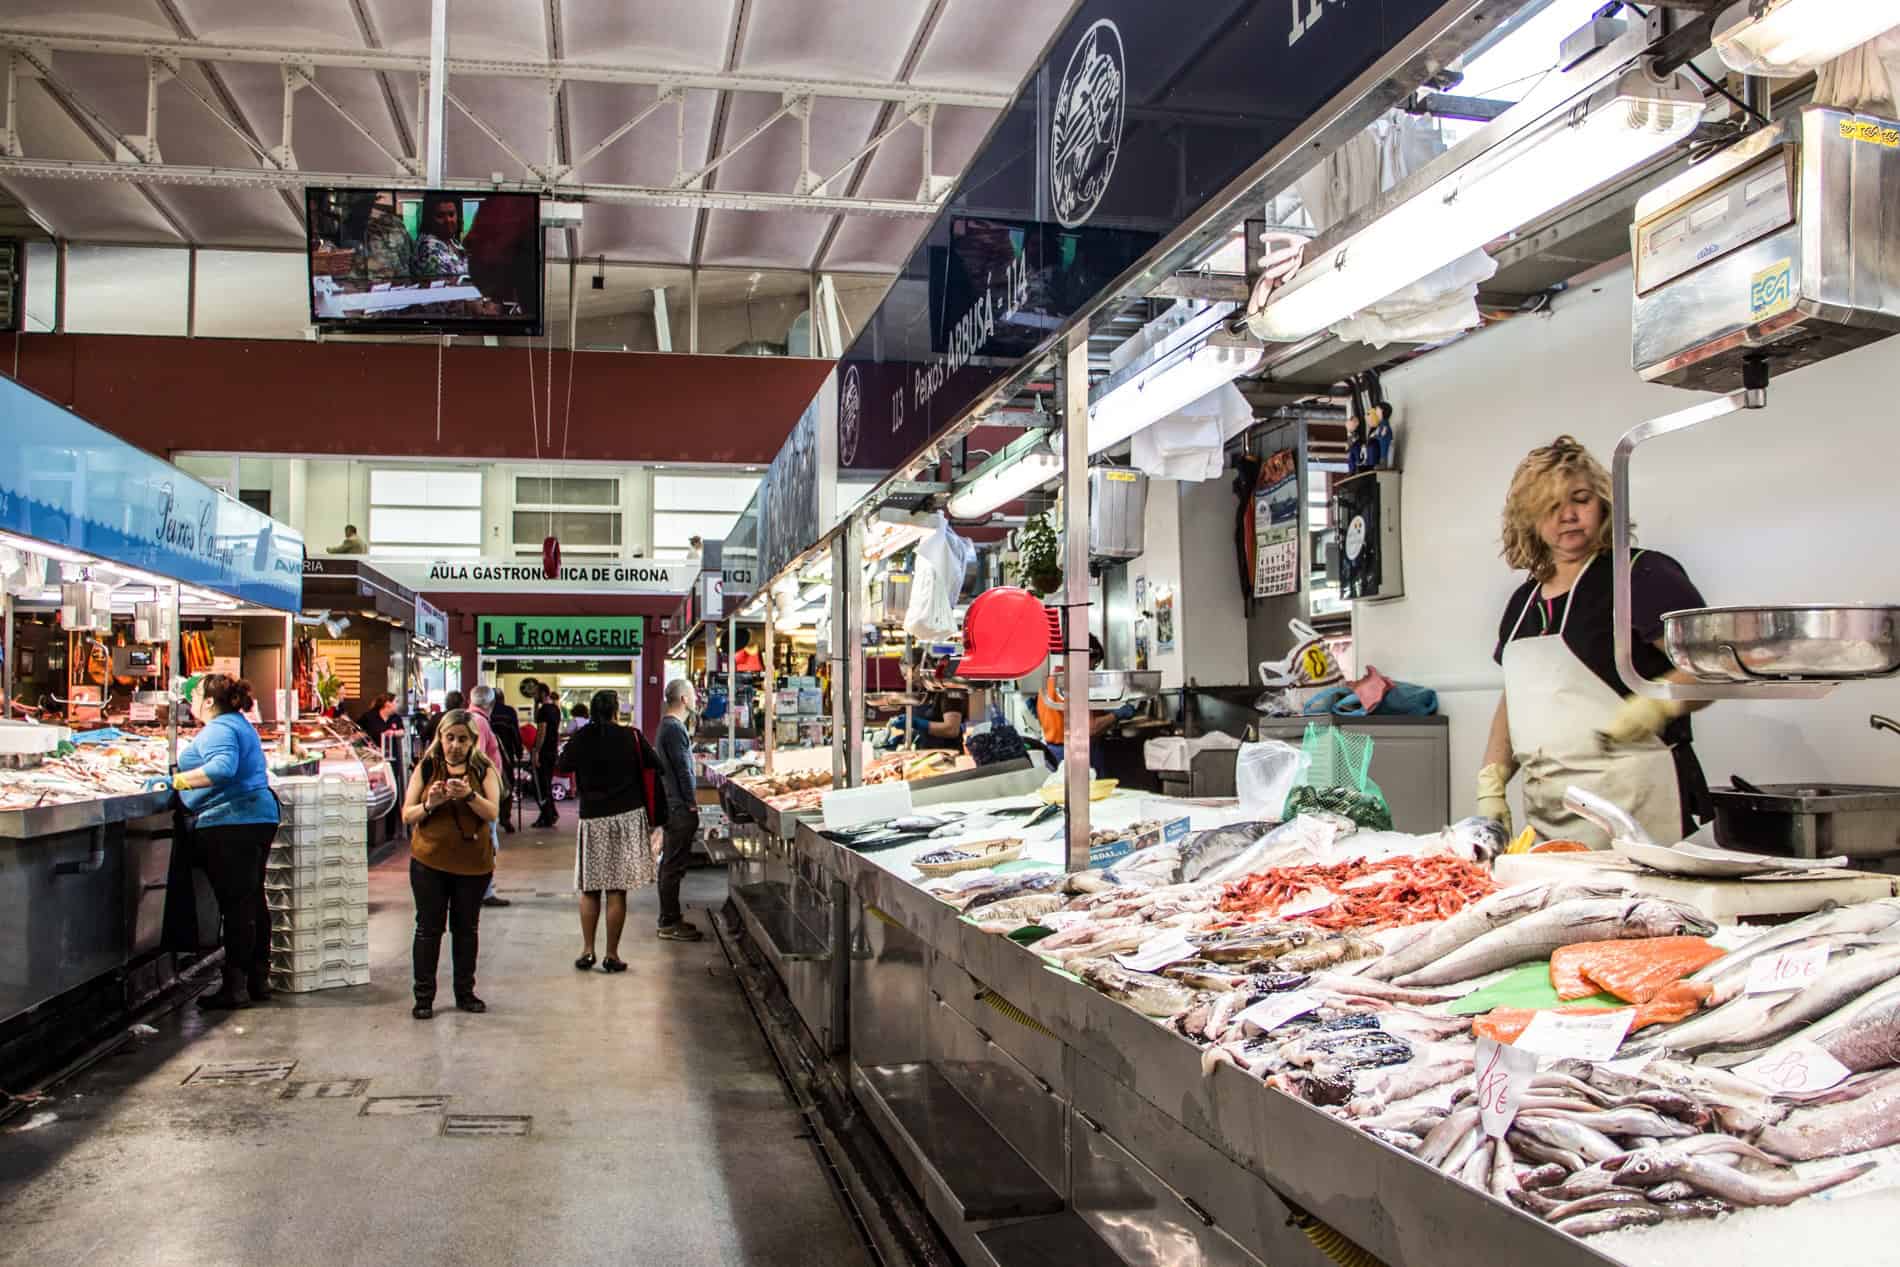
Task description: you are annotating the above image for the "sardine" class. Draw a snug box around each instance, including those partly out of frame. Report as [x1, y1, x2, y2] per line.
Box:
[1613, 1150, 1876, 1205]
[1393, 898, 1716, 987]
[1755, 1067, 1900, 1162]
[1177, 821, 1276, 883]
[1364, 881, 1632, 982]
[1076, 960, 1198, 1017]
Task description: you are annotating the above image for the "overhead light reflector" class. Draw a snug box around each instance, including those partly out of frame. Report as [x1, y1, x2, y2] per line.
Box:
[1088, 340, 1263, 455]
[1714, 0, 1900, 75]
[1249, 67, 1703, 343]
[946, 439, 1063, 518]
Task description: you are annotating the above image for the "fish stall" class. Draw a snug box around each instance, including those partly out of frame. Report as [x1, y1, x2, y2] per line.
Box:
[0, 375, 306, 1071]
[707, 1, 1900, 1262]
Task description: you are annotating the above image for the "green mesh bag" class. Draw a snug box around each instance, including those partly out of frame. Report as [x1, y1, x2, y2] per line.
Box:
[1284, 723, 1392, 830]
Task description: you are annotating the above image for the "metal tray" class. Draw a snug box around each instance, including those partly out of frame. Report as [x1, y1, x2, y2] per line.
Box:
[1663, 604, 1900, 682]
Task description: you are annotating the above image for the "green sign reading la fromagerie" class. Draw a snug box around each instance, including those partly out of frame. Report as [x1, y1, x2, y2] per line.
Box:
[477, 615, 644, 656]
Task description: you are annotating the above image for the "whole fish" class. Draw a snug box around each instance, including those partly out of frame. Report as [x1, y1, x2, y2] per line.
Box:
[1489, 1134, 1520, 1202]
[1443, 815, 1509, 863]
[1755, 1068, 1900, 1161]
[1439, 1124, 1484, 1176]
[1519, 1106, 1699, 1140]
[1345, 1044, 1473, 1118]
[1640, 941, 1900, 1059]
[1357, 1006, 1473, 1046]
[1364, 1128, 1424, 1153]
[1512, 1114, 1623, 1165]
[1753, 974, 1900, 1074]
[1612, 1150, 1876, 1205]
[1393, 898, 1716, 987]
[1077, 960, 1199, 1017]
[1543, 1191, 1654, 1222]
[1698, 930, 1900, 1005]
[1177, 821, 1275, 883]
[1457, 1138, 1495, 1189]
[1648, 1197, 1731, 1222]
[1364, 881, 1634, 982]
[943, 870, 1061, 911]
[967, 893, 1065, 928]
[1353, 1106, 1449, 1137]
[1604, 1135, 1787, 1169]
[1519, 1163, 1571, 1191]
[1418, 1106, 1480, 1167]
[1555, 1207, 1664, 1236]
[1687, 897, 1900, 986]
[1103, 841, 1183, 887]
[1277, 934, 1383, 974]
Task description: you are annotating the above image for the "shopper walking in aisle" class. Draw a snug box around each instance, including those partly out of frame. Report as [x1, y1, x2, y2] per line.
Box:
[400, 709, 501, 1018]
[530, 681, 563, 828]
[655, 679, 705, 942]
[556, 689, 669, 971]
[164, 674, 280, 1009]
[484, 685, 523, 833]
[459, 687, 512, 909]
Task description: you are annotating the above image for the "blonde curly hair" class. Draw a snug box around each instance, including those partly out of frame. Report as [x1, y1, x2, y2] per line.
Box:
[1500, 435, 1619, 582]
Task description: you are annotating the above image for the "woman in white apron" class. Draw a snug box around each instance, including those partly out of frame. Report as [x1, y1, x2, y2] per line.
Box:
[1474, 437, 1715, 848]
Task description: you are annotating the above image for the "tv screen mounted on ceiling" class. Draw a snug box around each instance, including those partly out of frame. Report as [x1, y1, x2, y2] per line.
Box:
[305, 188, 543, 335]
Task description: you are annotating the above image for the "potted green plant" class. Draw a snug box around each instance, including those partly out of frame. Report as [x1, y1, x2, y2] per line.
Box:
[316, 672, 342, 712]
[1016, 513, 1062, 597]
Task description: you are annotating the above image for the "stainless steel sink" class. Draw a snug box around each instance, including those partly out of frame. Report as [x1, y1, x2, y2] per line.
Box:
[1711, 782, 1900, 867]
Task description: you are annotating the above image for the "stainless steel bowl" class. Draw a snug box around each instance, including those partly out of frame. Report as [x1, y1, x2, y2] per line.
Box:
[1663, 604, 1900, 682]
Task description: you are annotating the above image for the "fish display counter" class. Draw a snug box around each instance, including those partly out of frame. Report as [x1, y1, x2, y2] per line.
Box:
[738, 785, 1900, 1267]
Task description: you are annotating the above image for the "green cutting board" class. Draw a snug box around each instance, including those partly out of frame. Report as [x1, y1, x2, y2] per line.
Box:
[1447, 961, 1623, 1016]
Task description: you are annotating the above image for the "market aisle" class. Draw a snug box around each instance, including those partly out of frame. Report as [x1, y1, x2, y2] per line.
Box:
[0, 810, 871, 1267]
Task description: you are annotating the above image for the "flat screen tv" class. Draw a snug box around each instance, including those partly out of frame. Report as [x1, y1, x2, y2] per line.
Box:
[305, 188, 543, 335]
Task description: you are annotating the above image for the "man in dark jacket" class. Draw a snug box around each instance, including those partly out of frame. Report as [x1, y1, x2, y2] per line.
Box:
[654, 679, 703, 941]
[483, 686, 523, 833]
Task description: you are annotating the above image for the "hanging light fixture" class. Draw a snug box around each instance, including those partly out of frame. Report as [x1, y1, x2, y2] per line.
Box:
[945, 435, 1064, 518]
[1713, 0, 1900, 76]
[1248, 66, 1704, 344]
[1087, 339, 1264, 456]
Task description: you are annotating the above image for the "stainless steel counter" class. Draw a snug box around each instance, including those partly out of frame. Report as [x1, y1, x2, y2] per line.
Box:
[0, 790, 173, 841]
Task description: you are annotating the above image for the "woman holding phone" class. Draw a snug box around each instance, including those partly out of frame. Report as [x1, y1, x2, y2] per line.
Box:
[401, 709, 501, 1018]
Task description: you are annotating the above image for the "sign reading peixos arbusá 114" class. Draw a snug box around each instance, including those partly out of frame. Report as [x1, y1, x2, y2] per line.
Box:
[831, 0, 1461, 473]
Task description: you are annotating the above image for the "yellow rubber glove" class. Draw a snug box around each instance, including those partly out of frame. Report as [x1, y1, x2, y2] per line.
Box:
[1598, 695, 1686, 748]
[1475, 762, 1513, 835]
[171, 771, 194, 792]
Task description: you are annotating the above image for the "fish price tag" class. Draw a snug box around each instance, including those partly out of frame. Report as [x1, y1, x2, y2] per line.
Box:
[1474, 1037, 1539, 1139]
[1113, 932, 1197, 973]
[129, 702, 157, 722]
[1734, 1041, 1852, 1095]
[1514, 1009, 1636, 1063]
[1233, 990, 1322, 1033]
[1744, 946, 1830, 995]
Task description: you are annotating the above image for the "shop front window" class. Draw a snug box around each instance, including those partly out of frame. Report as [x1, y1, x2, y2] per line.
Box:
[512, 474, 622, 557]
[369, 468, 483, 557]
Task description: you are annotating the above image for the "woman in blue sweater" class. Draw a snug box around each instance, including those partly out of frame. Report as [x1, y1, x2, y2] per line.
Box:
[169, 674, 281, 1009]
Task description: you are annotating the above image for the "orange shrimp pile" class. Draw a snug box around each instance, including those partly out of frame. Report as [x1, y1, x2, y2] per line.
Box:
[1216, 855, 1499, 931]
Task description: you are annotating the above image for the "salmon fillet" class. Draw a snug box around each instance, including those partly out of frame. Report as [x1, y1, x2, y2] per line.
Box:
[1548, 936, 1725, 1003]
[1474, 984, 1712, 1046]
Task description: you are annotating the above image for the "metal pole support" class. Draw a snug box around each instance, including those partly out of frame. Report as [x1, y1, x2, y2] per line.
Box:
[1060, 325, 1092, 872]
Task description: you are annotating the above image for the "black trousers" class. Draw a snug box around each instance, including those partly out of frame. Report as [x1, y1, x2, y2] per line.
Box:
[411, 857, 492, 1003]
[198, 821, 275, 994]
[658, 807, 698, 927]
[534, 755, 558, 822]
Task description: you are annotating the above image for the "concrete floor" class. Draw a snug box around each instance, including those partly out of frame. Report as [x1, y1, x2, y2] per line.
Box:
[0, 812, 872, 1267]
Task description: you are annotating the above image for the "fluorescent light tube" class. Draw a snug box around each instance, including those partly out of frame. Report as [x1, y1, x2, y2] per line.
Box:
[1087, 341, 1264, 456]
[0, 530, 94, 565]
[1250, 67, 1703, 343]
[946, 443, 1063, 518]
[1714, 0, 1900, 75]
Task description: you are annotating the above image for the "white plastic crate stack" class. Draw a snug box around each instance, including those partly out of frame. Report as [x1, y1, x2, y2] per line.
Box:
[267, 774, 371, 993]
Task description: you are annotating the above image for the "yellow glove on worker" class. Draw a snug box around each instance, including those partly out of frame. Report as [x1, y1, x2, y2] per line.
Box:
[1598, 695, 1686, 748]
[1474, 762, 1514, 835]
[171, 771, 194, 792]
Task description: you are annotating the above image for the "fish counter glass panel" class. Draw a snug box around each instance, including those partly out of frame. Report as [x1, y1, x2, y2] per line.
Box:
[791, 788, 1900, 1267]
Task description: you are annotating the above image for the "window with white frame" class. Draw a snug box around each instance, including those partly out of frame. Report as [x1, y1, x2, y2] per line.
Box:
[651, 472, 756, 561]
[512, 474, 622, 557]
[369, 468, 484, 558]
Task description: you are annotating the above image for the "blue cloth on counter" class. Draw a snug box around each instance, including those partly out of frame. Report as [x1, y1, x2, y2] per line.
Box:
[177, 712, 280, 828]
[1302, 681, 1439, 717]
[71, 727, 129, 744]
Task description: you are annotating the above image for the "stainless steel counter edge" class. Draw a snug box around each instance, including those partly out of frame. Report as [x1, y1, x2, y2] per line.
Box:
[0, 790, 175, 841]
[793, 820, 1619, 1267]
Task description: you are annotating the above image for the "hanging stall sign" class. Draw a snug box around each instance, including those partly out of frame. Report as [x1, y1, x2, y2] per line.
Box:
[831, 0, 1458, 473]
[477, 615, 643, 657]
[759, 372, 839, 582]
[0, 376, 305, 609]
[362, 557, 693, 595]
[1254, 448, 1300, 599]
[414, 596, 449, 647]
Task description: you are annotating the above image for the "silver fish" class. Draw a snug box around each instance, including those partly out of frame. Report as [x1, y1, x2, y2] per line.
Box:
[1519, 1106, 1699, 1140]
[1076, 960, 1198, 1017]
[1641, 941, 1900, 1059]
[1443, 815, 1509, 863]
[1419, 1107, 1481, 1167]
[1177, 821, 1275, 883]
[1439, 1123, 1484, 1175]
[1345, 1044, 1473, 1118]
[1512, 1114, 1623, 1165]
[1457, 1137, 1495, 1188]
[1364, 881, 1635, 982]
[1365, 1128, 1424, 1153]
[1687, 897, 1900, 986]
[1555, 1207, 1664, 1236]
[1276, 934, 1383, 974]
[967, 893, 1064, 927]
[1543, 1191, 1654, 1222]
[1489, 1135, 1520, 1202]
[1611, 1150, 1876, 1205]
[1755, 1068, 1900, 1162]
[1754, 973, 1900, 1074]
[1393, 897, 1716, 987]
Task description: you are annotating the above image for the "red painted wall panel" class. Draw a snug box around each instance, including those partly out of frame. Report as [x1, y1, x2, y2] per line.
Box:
[5, 332, 827, 464]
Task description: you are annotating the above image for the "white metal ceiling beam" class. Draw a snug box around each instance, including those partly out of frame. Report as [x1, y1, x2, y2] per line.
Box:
[0, 154, 940, 216]
[0, 28, 1012, 110]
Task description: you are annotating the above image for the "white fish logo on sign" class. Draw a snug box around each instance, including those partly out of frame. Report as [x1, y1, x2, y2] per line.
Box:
[839, 364, 862, 466]
[1050, 19, 1125, 229]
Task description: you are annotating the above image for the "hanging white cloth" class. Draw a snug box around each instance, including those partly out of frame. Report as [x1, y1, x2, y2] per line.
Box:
[1813, 31, 1900, 115]
[1129, 382, 1253, 481]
